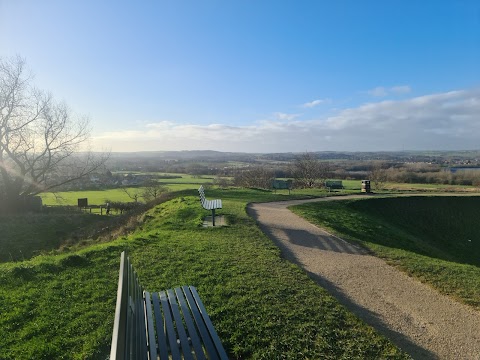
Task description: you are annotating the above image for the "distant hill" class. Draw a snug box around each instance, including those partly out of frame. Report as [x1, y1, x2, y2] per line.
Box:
[106, 149, 480, 162]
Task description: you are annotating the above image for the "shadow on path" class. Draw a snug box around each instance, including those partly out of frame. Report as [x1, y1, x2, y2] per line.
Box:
[282, 228, 368, 255]
[247, 203, 437, 359]
[248, 205, 368, 255]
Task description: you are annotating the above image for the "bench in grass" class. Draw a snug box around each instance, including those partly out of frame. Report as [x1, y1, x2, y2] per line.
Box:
[272, 179, 293, 194]
[198, 185, 222, 226]
[325, 180, 344, 190]
[110, 251, 228, 360]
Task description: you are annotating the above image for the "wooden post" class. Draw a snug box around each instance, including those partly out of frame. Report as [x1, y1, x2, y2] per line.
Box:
[212, 209, 216, 226]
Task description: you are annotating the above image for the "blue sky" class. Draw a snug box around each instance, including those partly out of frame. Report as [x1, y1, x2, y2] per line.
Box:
[1, 0, 479, 152]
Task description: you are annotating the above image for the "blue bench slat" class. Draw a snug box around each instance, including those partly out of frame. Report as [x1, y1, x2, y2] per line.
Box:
[144, 292, 158, 360]
[167, 289, 194, 360]
[134, 281, 141, 359]
[152, 292, 169, 360]
[182, 286, 219, 359]
[135, 275, 148, 360]
[160, 290, 181, 359]
[201, 199, 222, 210]
[190, 286, 229, 360]
[175, 287, 207, 360]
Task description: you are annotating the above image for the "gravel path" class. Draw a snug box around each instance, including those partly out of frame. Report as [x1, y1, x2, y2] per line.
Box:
[247, 196, 480, 360]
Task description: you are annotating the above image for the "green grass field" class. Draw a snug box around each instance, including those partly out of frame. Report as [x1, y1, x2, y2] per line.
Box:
[41, 188, 137, 205]
[291, 196, 480, 309]
[40, 174, 217, 207]
[156, 174, 217, 184]
[0, 188, 408, 359]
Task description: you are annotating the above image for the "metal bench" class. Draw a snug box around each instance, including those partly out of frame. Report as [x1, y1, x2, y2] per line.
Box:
[198, 185, 222, 226]
[325, 180, 344, 190]
[271, 179, 293, 194]
[110, 251, 228, 360]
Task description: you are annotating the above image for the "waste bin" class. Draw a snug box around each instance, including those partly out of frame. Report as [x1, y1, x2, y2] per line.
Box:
[361, 180, 371, 193]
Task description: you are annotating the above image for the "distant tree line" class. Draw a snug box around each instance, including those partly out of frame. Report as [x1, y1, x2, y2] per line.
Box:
[232, 152, 331, 190]
[230, 154, 480, 191]
[369, 163, 480, 186]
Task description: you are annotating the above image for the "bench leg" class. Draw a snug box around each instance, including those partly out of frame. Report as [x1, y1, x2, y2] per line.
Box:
[212, 209, 216, 226]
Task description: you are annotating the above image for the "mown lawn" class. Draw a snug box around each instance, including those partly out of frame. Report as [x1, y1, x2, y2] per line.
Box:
[41, 187, 151, 206]
[291, 196, 480, 309]
[0, 189, 409, 359]
[39, 175, 220, 207]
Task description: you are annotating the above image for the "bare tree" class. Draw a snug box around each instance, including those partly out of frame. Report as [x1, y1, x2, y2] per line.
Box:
[142, 181, 168, 202]
[291, 152, 330, 188]
[0, 56, 107, 212]
[233, 166, 275, 189]
[213, 176, 232, 189]
[121, 187, 141, 203]
[368, 161, 388, 190]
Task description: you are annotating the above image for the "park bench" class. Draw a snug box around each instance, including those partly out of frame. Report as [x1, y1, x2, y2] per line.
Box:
[198, 185, 222, 226]
[325, 180, 344, 190]
[110, 251, 228, 360]
[271, 179, 293, 194]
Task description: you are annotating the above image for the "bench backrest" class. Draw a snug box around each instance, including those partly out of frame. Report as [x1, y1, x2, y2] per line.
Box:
[198, 186, 207, 205]
[110, 252, 148, 360]
[198, 185, 205, 194]
[325, 180, 343, 189]
[272, 179, 292, 189]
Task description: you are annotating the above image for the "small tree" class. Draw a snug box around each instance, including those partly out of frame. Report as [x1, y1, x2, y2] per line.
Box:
[233, 167, 275, 189]
[142, 181, 168, 202]
[212, 176, 232, 189]
[368, 161, 388, 190]
[121, 187, 142, 203]
[291, 152, 330, 188]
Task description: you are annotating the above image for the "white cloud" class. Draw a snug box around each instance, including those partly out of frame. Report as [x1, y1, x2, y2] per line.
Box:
[273, 112, 301, 121]
[367, 87, 388, 97]
[367, 85, 411, 97]
[302, 98, 331, 108]
[390, 85, 411, 94]
[93, 89, 480, 152]
[145, 121, 177, 129]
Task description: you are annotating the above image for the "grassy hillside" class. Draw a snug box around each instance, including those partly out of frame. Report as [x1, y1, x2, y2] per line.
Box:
[0, 210, 107, 262]
[0, 189, 408, 359]
[291, 196, 480, 309]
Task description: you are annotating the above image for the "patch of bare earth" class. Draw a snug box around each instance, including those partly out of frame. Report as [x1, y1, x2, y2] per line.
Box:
[248, 197, 480, 360]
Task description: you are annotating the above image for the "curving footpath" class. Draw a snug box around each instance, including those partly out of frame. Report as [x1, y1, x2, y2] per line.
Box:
[247, 196, 480, 360]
